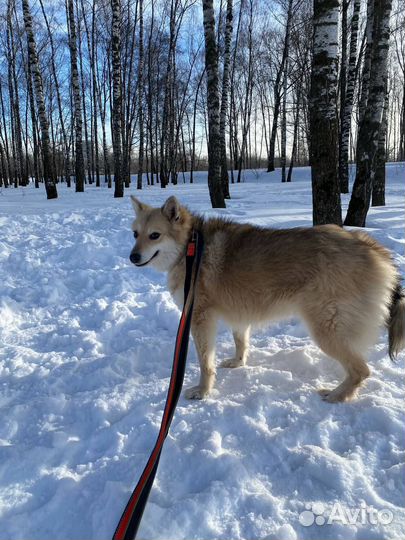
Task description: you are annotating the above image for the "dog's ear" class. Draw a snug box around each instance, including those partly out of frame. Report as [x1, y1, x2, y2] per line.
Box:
[130, 195, 144, 215]
[161, 196, 180, 222]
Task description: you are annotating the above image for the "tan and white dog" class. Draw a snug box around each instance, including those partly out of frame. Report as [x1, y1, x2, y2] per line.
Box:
[129, 195, 405, 403]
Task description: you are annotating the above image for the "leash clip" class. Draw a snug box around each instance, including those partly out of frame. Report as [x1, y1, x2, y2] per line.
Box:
[187, 230, 197, 257]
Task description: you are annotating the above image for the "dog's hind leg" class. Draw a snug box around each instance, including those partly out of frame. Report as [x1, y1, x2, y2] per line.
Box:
[220, 326, 251, 368]
[316, 348, 370, 403]
[307, 317, 370, 403]
[185, 309, 217, 400]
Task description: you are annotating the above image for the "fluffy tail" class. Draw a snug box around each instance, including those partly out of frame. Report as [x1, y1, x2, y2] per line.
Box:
[388, 282, 405, 360]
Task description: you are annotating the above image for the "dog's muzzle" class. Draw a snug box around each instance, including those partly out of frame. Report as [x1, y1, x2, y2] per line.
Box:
[130, 251, 159, 267]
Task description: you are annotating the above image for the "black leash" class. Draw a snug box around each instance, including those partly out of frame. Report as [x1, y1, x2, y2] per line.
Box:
[113, 230, 204, 540]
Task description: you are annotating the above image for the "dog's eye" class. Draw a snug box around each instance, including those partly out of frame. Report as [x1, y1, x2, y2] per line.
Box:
[149, 232, 160, 240]
[133, 231, 138, 239]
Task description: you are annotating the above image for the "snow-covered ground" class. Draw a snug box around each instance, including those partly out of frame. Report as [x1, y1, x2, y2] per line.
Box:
[0, 165, 404, 540]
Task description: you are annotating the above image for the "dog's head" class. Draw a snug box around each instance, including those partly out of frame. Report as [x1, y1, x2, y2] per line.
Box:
[129, 195, 191, 272]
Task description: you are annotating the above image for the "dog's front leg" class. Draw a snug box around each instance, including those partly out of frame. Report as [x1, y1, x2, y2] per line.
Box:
[185, 310, 217, 400]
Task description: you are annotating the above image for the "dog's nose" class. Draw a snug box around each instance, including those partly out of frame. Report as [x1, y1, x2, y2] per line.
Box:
[130, 252, 141, 265]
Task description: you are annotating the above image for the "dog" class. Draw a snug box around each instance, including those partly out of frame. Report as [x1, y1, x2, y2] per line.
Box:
[129, 195, 405, 403]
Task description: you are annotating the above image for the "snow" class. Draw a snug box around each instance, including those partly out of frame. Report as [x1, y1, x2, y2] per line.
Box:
[0, 164, 404, 540]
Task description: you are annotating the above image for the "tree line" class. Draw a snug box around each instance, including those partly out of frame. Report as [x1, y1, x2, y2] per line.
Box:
[0, 0, 403, 225]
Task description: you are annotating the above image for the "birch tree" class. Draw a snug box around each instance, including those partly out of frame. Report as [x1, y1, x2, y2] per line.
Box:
[137, 0, 144, 190]
[372, 87, 388, 206]
[26, 60, 40, 187]
[280, 55, 288, 182]
[67, 0, 85, 192]
[22, 0, 57, 199]
[91, 0, 100, 187]
[393, 8, 404, 161]
[219, 0, 233, 199]
[7, 0, 26, 187]
[345, 0, 393, 227]
[112, 0, 124, 197]
[146, 0, 156, 185]
[202, 0, 225, 208]
[121, 0, 138, 189]
[0, 82, 12, 187]
[309, 0, 342, 225]
[358, 0, 375, 124]
[338, 0, 360, 193]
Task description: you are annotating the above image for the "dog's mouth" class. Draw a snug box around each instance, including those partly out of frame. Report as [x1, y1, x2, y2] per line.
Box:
[135, 251, 159, 267]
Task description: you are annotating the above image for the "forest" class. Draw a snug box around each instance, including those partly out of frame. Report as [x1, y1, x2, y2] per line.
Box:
[0, 0, 403, 225]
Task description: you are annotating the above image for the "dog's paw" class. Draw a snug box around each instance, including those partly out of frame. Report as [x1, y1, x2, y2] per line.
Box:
[220, 357, 243, 368]
[184, 385, 209, 400]
[317, 388, 347, 403]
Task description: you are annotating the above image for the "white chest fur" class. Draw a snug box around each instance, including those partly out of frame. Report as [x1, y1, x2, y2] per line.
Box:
[167, 262, 186, 309]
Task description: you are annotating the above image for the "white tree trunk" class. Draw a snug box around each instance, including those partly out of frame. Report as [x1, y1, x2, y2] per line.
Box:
[202, 0, 225, 208]
[22, 0, 57, 199]
[309, 0, 342, 225]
